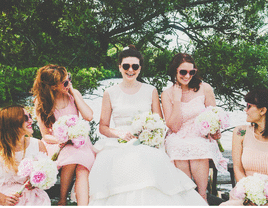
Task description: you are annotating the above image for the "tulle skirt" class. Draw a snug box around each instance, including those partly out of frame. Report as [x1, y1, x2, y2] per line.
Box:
[87, 138, 208, 206]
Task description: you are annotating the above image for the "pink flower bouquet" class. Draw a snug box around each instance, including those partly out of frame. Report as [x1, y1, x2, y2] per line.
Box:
[51, 115, 90, 160]
[195, 106, 230, 136]
[233, 173, 268, 206]
[17, 152, 58, 194]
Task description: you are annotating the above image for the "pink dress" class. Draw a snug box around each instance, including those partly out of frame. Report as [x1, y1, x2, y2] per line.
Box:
[0, 138, 50, 206]
[42, 95, 95, 171]
[220, 125, 268, 206]
[165, 90, 228, 173]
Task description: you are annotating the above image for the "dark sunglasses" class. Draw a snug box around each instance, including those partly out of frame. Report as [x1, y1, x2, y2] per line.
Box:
[63, 73, 72, 87]
[24, 114, 32, 122]
[122, 64, 140, 71]
[178, 69, 197, 76]
[246, 103, 255, 110]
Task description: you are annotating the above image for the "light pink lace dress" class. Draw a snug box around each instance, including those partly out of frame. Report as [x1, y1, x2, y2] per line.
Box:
[165, 95, 228, 173]
[42, 95, 95, 171]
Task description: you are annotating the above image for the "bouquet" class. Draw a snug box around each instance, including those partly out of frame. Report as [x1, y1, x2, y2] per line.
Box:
[195, 106, 230, 152]
[17, 152, 58, 194]
[52, 115, 90, 160]
[121, 111, 166, 148]
[233, 173, 268, 206]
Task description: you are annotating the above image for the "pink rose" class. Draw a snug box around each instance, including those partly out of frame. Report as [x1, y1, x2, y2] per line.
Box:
[66, 115, 79, 127]
[18, 158, 33, 177]
[54, 126, 68, 143]
[31, 171, 47, 184]
[264, 183, 268, 198]
[200, 120, 210, 136]
[72, 136, 86, 148]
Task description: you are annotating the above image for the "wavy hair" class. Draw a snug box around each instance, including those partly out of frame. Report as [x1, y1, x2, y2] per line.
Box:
[245, 89, 268, 136]
[169, 53, 202, 92]
[32, 64, 67, 128]
[0, 105, 25, 171]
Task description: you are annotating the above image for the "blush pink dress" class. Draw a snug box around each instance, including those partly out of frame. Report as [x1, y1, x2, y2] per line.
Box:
[165, 86, 228, 173]
[220, 125, 268, 206]
[42, 95, 95, 171]
[0, 138, 50, 206]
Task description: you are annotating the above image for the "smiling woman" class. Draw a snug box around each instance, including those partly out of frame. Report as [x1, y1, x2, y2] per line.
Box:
[0, 105, 50, 206]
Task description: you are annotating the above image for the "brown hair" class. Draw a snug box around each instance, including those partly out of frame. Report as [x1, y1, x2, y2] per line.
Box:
[0, 105, 25, 171]
[32, 64, 67, 128]
[118, 45, 144, 68]
[169, 53, 202, 92]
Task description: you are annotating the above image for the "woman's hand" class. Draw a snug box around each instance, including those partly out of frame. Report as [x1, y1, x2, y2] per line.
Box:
[118, 131, 137, 141]
[172, 84, 182, 102]
[24, 180, 35, 191]
[207, 130, 221, 141]
[1, 193, 20, 206]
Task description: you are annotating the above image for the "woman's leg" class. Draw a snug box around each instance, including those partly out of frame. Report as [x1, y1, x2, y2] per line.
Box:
[58, 164, 77, 205]
[190, 159, 209, 202]
[75, 165, 90, 206]
[174, 160, 192, 178]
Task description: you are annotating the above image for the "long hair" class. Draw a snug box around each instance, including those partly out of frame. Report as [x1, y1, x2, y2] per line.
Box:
[118, 45, 144, 68]
[168, 53, 202, 92]
[245, 89, 268, 136]
[0, 105, 25, 171]
[32, 64, 67, 128]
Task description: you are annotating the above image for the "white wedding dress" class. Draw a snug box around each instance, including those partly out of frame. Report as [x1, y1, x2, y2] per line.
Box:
[88, 83, 208, 206]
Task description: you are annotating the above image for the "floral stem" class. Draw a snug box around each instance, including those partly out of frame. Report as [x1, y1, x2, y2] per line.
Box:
[51, 143, 68, 161]
[17, 179, 29, 195]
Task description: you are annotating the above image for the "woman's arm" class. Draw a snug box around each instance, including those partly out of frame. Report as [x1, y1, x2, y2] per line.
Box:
[151, 88, 163, 118]
[232, 126, 247, 182]
[203, 82, 216, 107]
[69, 84, 93, 121]
[161, 86, 183, 133]
[38, 140, 48, 155]
[34, 100, 58, 144]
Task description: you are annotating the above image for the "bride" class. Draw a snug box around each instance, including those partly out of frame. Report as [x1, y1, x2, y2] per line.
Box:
[88, 45, 208, 205]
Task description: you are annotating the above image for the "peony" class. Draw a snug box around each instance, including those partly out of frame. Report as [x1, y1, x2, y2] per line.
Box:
[31, 171, 47, 184]
[72, 136, 86, 148]
[18, 158, 33, 177]
[66, 115, 79, 127]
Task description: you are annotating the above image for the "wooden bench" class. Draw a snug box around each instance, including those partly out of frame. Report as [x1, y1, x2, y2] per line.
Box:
[208, 150, 236, 196]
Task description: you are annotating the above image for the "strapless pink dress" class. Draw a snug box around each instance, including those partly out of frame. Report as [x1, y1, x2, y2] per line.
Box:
[165, 95, 228, 173]
[42, 95, 95, 171]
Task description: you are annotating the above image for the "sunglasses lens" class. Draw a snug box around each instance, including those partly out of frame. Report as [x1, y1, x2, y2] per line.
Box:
[64, 80, 69, 87]
[68, 73, 72, 81]
[132, 64, 140, 71]
[179, 70, 187, 76]
[122, 64, 130, 70]
[24, 115, 28, 122]
[189, 70, 196, 76]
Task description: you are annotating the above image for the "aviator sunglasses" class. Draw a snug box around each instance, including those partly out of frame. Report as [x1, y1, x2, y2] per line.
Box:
[63, 73, 72, 88]
[178, 69, 197, 76]
[24, 114, 32, 122]
[122, 64, 140, 71]
[246, 103, 255, 110]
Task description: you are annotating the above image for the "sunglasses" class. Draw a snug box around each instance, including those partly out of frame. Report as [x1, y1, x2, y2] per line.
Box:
[24, 114, 32, 122]
[122, 64, 140, 71]
[63, 73, 72, 88]
[178, 69, 197, 76]
[246, 103, 255, 110]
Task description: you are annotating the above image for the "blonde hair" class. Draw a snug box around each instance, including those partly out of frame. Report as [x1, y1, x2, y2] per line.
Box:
[32, 64, 67, 128]
[0, 105, 25, 171]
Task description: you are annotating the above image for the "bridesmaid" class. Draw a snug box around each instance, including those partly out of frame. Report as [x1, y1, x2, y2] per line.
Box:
[161, 53, 228, 202]
[0, 105, 50, 206]
[32, 65, 95, 206]
[220, 89, 268, 206]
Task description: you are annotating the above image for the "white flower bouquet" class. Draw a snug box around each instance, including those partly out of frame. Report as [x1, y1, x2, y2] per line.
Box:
[127, 111, 166, 148]
[195, 106, 230, 136]
[233, 173, 268, 206]
[51, 115, 90, 160]
[17, 152, 58, 194]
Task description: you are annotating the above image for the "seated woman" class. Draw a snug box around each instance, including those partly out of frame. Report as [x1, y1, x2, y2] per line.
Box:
[0, 105, 50, 206]
[220, 89, 268, 206]
[87, 45, 208, 206]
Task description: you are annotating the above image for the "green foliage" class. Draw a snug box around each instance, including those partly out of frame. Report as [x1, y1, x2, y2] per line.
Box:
[88, 120, 100, 145]
[0, 64, 38, 105]
[194, 36, 268, 110]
